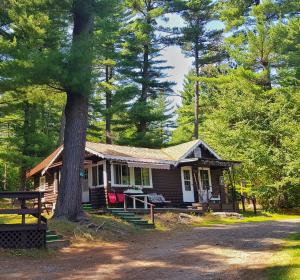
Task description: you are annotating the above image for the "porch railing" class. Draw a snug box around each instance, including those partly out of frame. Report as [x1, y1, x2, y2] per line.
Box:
[123, 194, 155, 225]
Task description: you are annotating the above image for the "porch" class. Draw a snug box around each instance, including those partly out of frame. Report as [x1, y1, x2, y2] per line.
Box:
[83, 157, 240, 213]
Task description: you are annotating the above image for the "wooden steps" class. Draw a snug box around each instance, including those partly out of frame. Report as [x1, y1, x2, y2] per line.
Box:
[82, 203, 93, 211]
[46, 230, 69, 249]
[110, 209, 155, 229]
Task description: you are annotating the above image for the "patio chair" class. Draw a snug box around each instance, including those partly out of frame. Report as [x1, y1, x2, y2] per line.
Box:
[108, 192, 117, 204]
[108, 192, 125, 205]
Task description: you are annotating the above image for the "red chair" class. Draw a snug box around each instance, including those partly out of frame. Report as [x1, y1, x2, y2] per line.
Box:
[116, 193, 124, 203]
[108, 192, 117, 204]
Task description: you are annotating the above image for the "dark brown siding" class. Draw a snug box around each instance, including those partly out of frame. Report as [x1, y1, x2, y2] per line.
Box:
[145, 169, 183, 204]
[90, 187, 106, 208]
[107, 167, 184, 205]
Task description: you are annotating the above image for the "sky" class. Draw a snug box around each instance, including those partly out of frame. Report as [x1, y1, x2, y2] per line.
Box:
[159, 14, 223, 105]
[158, 14, 192, 105]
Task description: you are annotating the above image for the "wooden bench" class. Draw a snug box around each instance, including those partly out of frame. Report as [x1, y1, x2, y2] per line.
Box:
[147, 193, 171, 207]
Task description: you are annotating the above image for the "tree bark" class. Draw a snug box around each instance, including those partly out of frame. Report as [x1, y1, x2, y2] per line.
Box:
[54, 0, 93, 221]
[58, 108, 66, 145]
[105, 65, 112, 144]
[137, 6, 151, 134]
[55, 93, 89, 220]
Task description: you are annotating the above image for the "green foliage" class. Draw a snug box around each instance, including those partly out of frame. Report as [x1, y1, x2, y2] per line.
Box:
[173, 0, 300, 211]
[114, 0, 174, 147]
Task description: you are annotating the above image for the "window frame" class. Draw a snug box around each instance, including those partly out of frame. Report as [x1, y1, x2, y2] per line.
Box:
[133, 167, 153, 188]
[39, 176, 46, 192]
[111, 164, 153, 188]
[90, 161, 104, 188]
[198, 167, 212, 191]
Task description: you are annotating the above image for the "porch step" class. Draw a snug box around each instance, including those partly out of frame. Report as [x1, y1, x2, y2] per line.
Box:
[82, 203, 93, 211]
[109, 210, 155, 229]
[46, 230, 69, 249]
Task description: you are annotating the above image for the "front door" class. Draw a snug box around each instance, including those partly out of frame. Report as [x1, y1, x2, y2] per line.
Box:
[181, 167, 195, 202]
[198, 168, 212, 202]
[81, 169, 89, 203]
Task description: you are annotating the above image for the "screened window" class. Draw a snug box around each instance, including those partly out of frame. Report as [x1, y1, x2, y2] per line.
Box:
[39, 176, 46, 191]
[98, 165, 104, 185]
[200, 169, 210, 189]
[134, 167, 150, 186]
[114, 164, 130, 185]
[91, 164, 104, 187]
[183, 170, 192, 191]
[92, 166, 98, 186]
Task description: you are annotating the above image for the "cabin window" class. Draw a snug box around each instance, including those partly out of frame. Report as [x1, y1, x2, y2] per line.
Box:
[134, 167, 151, 187]
[98, 165, 104, 185]
[113, 164, 130, 185]
[219, 175, 224, 185]
[183, 170, 192, 191]
[39, 176, 46, 191]
[91, 163, 104, 187]
[53, 172, 58, 194]
[199, 168, 211, 189]
[92, 166, 98, 186]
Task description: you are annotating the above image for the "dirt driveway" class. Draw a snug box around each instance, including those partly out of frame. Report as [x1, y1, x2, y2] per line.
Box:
[1, 219, 300, 280]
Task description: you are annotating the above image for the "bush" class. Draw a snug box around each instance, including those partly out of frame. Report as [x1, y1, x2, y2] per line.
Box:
[255, 184, 300, 211]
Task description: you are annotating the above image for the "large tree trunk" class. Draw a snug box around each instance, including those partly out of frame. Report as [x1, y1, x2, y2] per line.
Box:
[54, 0, 93, 221]
[58, 108, 66, 145]
[55, 93, 89, 220]
[105, 65, 112, 144]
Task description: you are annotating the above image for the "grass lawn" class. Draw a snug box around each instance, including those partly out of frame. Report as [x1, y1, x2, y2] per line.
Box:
[191, 211, 300, 227]
[0, 214, 38, 224]
[267, 232, 300, 280]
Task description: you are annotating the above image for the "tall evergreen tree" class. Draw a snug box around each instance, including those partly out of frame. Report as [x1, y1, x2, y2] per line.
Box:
[116, 0, 174, 147]
[173, 0, 224, 139]
[1, 0, 118, 220]
[195, 0, 300, 210]
[88, 3, 127, 144]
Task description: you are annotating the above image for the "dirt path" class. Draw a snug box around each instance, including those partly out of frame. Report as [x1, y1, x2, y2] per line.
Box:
[1, 219, 300, 280]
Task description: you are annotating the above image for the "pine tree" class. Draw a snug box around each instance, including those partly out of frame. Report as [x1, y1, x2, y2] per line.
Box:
[194, 0, 300, 210]
[116, 0, 175, 147]
[1, 0, 118, 220]
[173, 0, 224, 139]
[88, 3, 128, 144]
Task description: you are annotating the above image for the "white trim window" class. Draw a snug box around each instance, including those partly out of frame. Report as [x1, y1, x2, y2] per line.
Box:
[111, 163, 153, 188]
[91, 163, 104, 187]
[112, 164, 130, 186]
[39, 176, 46, 191]
[133, 167, 152, 188]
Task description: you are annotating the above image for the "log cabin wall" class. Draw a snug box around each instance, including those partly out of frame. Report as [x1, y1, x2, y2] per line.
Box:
[89, 187, 106, 208]
[107, 164, 184, 205]
[33, 168, 59, 208]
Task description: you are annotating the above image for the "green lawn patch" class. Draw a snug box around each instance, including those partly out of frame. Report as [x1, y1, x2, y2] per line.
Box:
[267, 232, 300, 280]
[191, 211, 300, 227]
[0, 214, 38, 224]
